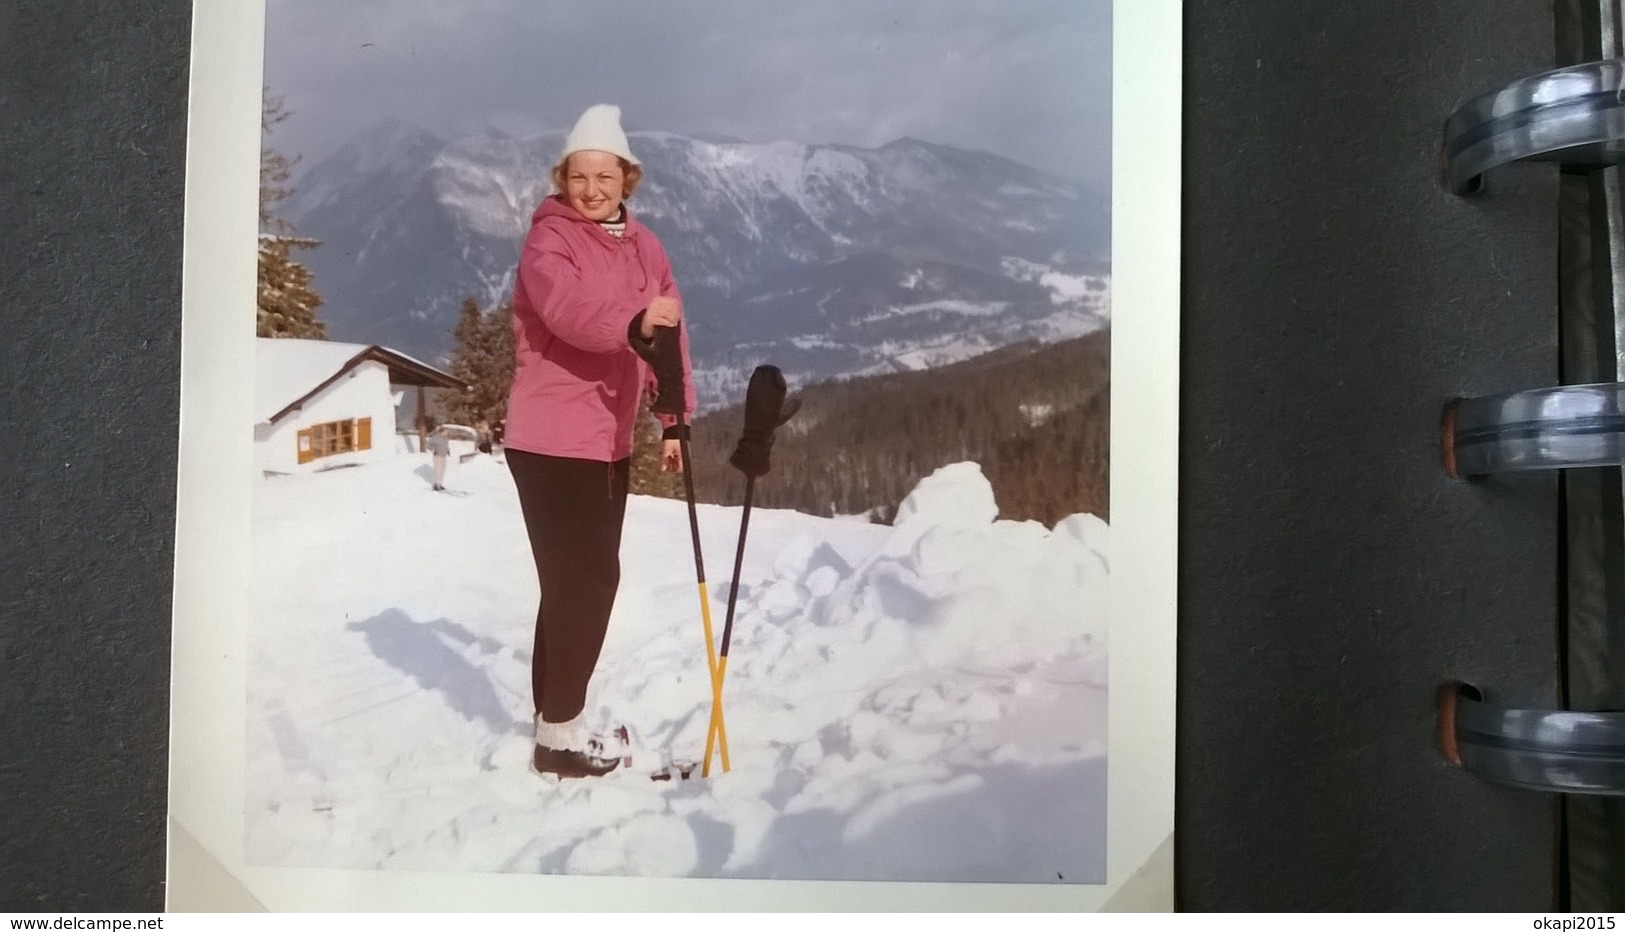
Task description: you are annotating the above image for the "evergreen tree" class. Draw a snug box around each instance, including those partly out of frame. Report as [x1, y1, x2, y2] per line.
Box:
[488, 297, 515, 408]
[257, 234, 327, 338]
[629, 397, 683, 500]
[445, 296, 516, 428]
[685, 330, 1111, 525]
[260, 90, 296, 231]
[257, 89, 327, 340]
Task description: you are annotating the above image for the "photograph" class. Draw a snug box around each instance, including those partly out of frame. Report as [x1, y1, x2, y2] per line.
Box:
[169, 0, 1176, 910]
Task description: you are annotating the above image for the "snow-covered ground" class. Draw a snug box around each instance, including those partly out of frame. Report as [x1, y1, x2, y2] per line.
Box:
[245, 448, 1109, 883]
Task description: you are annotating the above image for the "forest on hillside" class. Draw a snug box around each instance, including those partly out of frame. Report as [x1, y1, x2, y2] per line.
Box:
[685, 328, 1109, 527]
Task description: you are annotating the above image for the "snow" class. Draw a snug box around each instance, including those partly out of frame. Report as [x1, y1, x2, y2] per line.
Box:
[998, 183, 1045, 197]
[1032, 308, 1109, 339]
[1001, 256, 1111, 311]
[246, 450, 1108, 883]
[790, 334, 842, 350]
[1039, 270, 1097, 304]
[254, 339, 452, 425]
[886, 335, 996, 372]
[652, 136, 872, 238]
[1021, 403, 1056, 427]
[860, 299, 1009, 324]
[254, 338, 373, 424]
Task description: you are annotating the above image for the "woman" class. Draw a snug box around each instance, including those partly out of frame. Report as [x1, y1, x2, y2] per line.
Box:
[504, 104, 696, 779]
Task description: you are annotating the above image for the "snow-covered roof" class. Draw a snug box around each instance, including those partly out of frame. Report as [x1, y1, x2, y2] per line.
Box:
[255, 338, 463, 424]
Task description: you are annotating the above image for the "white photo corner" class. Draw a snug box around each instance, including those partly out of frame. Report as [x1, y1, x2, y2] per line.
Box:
[170, 0, 1179, 911]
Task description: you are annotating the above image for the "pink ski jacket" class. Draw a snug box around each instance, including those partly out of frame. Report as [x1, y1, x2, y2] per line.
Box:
[505, 194, 696, 462]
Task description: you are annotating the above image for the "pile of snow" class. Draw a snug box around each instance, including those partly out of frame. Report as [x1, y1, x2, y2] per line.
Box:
[246, 452, 1108, 883]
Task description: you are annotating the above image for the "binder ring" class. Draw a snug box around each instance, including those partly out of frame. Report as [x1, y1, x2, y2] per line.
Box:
[1442, 382, 1625, 478]
[1438, 682, 1625, 795]
[1443, 60, 1625, 196]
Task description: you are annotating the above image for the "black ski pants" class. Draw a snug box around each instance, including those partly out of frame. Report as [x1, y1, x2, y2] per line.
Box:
[506, 449, 631, 724]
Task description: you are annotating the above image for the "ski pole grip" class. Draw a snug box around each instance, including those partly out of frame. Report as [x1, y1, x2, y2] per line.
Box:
[629, 315, 686, 416]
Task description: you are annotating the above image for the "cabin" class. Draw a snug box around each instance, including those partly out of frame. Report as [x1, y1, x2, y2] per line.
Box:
[254, 338, 466, 476]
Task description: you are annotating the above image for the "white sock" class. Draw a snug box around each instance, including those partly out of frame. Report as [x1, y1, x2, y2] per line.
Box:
[534, 713, 587, 752]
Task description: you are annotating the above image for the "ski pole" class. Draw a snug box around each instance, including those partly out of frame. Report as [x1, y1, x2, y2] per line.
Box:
[703, 473, 753, 776]
[630, 319, 730, 773]
[677, 411, 730, 774]
[703, 365, 799, 777]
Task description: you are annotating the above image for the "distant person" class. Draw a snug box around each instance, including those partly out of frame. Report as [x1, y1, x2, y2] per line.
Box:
[476, 419, 493, 455]
[426, 422, 451, 491]
[504, 104, 695, 778]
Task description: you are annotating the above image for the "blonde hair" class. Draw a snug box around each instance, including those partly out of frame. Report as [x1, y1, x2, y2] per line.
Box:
[551, 154, 643, 198]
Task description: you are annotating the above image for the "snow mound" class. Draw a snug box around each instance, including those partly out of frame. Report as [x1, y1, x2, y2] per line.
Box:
[894, 461, 998, 529]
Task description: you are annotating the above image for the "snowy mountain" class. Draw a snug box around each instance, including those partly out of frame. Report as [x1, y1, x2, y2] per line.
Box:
[281, 121, 1110, 398]
[246, 447, 1108, 881]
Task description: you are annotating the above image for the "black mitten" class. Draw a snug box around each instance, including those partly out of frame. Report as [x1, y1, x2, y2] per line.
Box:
[729, 365, 801, 478]
[629, 313, 686, 415]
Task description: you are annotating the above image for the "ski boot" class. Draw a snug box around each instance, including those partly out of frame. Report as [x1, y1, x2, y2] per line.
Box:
[531, 714, 621, 779]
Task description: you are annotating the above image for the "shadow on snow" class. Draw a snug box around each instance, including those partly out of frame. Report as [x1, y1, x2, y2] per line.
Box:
[710, 755, 1107, 884]
[345, 608, 521, 737]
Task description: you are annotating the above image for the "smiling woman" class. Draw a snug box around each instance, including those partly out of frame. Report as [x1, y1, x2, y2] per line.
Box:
[552, 149, 643, 222]
[504, 103, 697, 779]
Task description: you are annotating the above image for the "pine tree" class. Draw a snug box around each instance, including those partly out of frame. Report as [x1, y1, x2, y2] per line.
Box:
[684, 330, 1110, 524]
[447, 297, 492, 426]
[488, 297, 515, 412]
[445, 296, 516, 428]
[257, 89, 327, 340]
[257, 234, 327, 338]
[629, 397, 683, 499]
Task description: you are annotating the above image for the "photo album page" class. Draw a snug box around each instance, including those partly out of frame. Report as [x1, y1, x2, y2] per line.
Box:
[167, 0, 1179, 911]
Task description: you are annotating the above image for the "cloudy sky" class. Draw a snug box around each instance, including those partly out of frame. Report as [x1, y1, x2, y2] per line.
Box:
[263, 0, 1111, 189]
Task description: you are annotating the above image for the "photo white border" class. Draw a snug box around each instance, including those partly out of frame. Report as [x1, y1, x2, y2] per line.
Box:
[167, 0, 1180, 910]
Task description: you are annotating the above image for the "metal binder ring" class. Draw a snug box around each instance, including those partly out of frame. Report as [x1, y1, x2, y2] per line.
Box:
[1442, 382, 1625, 478]
[1443, 60, 1625, 195]
[1439, 682, 1625, 795]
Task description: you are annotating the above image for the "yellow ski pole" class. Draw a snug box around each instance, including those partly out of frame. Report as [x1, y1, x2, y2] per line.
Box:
[704, 473, 755, 775]
[677, 413, 730, 774]
[703, 365, 800, 777]
[634, 320, 729, 774]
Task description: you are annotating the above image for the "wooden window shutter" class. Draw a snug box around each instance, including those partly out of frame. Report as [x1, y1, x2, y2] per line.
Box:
[357, 417, 372, 451]
[296, 428, 315, 465]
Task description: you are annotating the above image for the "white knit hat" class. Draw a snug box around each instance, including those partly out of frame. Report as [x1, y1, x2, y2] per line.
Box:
[561, 104, 639, 166]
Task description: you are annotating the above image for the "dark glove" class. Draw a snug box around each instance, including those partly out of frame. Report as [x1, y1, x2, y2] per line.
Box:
[629, 313, 686, 416]
[729, 365, 801, 478]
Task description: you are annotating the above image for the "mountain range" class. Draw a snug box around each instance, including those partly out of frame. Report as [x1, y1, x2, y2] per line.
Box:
[280, 119, 1111, 401]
